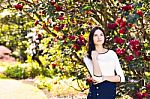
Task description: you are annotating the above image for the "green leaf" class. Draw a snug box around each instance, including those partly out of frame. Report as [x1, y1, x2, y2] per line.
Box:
[82, 5, 91, 10]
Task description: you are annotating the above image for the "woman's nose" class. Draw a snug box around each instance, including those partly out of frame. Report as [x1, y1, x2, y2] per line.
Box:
[98, 36, 101, 39]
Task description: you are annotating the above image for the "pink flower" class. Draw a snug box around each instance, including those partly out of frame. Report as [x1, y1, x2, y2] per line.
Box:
[107, 23, 118, 29]
[114, 37, 125, 45]
[125, 55, 134, 61]
[116, 48, 126, 56]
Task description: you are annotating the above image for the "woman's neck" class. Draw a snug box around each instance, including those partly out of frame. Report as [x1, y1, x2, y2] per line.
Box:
[95, 45, 105, 52]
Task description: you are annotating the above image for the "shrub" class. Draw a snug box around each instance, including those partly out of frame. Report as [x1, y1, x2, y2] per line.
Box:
[4, 63, 41, 79]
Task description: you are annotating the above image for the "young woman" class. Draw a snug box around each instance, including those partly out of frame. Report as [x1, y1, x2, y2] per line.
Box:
[83, 27, 125, 99]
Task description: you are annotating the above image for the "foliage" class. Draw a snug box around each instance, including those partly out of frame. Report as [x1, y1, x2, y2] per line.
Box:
[0, 0, 150, 98]
[4, 62, 41, 79]
[34, 75, 88, 98]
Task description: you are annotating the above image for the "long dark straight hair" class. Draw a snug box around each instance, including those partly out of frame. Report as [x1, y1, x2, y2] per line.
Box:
[87, 27, 106, 59]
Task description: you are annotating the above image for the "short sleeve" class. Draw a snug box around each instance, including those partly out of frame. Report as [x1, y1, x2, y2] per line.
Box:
[112, 51, 125, 82]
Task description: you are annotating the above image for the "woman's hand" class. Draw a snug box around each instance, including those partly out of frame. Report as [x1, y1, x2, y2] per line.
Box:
[86, 76, 104, 85]
[92, 76, 104, 85]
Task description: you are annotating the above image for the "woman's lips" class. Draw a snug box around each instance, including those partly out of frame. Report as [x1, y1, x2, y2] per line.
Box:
[97, 40, 102, 42]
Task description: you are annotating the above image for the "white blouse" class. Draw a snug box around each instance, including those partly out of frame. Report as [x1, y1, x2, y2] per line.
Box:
[83, 50, 125, 82]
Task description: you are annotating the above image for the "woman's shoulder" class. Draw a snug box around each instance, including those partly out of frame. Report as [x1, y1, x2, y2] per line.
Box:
[83, 53, 89, 58]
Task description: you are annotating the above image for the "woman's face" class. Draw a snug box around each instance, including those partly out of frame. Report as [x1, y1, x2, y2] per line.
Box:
[93, 29, 105, 46]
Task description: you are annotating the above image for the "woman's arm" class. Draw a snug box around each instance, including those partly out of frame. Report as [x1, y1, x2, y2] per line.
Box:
[103, 75, 121, 82]
[83, 54, 103, 83]
[91, 51, 102, 77]
[106, 51, 125, 83]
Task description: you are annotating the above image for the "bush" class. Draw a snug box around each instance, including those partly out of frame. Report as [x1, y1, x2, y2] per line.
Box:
[4, 63, 41, 79]
[5, 65, 29, 79]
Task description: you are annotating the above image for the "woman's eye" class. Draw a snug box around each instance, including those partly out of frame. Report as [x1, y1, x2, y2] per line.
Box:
[94, 34, 98, 36]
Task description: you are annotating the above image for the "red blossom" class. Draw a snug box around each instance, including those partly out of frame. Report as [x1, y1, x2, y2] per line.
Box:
[50, 1, 56, 5]
[63, 40, 67, 44]
[129, 39, 141, 51]
[128, 23, 133, 28]
[73, 44, 80, 51]
[146, 83, 150, 90]
[57, 15, 64, 20]
[120, 21, 126, 27]
[136, 10, 143, 17]
[55, 4, 62, 11]
[115, 18, 123, 25]
[142, 93, 148, 97]
[114, 37, 125, 45]
[60, 24, 65, 29]
[37, 34, 42, 39]
[53, 25, 61, 31]
[35, 20, 39, 26]
[122, 5, 132, 11]
[68, 35, 76, 40]
[14, 4, 23, 11]
[61, 67, 64, 71]
[85, 10, 93, 14]
[144, 55, 150, 61]
[118, 0, 123, 3]
[86, 78, 93, 84]
[107, 23, 118, 29]
[129, 39, 140, 46]
[62, 35, 67, 40]
[134, 51, 141, 57]
[52, 63, 57, 68]
[136, 92, 143, 99]
[125, 55, 134, 61]
[77, 36, 86, 45]
[119, 27, 126, 34]
[116, 48, 126, 56]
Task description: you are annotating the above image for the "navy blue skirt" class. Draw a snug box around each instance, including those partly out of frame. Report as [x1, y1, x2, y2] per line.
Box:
[87, 81, 116, 99]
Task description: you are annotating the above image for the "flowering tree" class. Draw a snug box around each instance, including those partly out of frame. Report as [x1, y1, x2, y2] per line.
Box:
[0, 0, 150, 98]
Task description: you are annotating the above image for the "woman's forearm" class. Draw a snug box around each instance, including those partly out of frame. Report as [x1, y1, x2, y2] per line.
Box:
[103, 75, 121, 82]
[92, 58, 102, 76]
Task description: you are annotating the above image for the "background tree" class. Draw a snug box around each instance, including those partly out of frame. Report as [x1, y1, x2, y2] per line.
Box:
[0, 0, 150, 98]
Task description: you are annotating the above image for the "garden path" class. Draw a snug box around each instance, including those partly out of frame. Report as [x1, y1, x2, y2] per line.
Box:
[0, 79, 47, 99]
